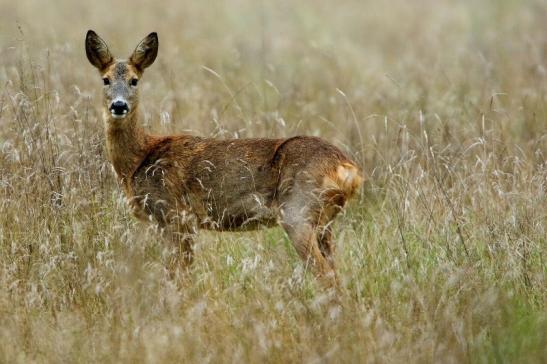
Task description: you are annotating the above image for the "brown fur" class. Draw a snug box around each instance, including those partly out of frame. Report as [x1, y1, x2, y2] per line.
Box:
[86, 30, 364, 284]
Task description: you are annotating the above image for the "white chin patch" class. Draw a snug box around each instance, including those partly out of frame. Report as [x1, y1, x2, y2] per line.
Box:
[111, 110, 128, 119]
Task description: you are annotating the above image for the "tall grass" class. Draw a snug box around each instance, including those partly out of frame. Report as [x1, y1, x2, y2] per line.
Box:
[0, 0, 545, 362]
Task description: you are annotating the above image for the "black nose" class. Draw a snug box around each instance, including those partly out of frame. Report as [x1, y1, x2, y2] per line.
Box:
[110, 100, 129, 115]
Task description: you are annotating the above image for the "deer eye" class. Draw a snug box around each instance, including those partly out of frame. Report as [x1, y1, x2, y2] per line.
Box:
[103, 78, 110, 86]
[130, 78, 138, 87]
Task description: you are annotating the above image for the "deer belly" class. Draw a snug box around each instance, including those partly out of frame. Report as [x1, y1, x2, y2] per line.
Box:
[199, 192, 279, 231]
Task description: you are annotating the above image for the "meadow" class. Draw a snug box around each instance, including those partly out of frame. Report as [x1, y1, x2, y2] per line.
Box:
[0, 0, 545, 362]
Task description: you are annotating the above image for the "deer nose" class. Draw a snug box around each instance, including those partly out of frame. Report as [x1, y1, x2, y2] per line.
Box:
[110, 100, 129, 115]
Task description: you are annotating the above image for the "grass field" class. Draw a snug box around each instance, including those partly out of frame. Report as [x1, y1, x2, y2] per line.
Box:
[0, 0, 545, 362]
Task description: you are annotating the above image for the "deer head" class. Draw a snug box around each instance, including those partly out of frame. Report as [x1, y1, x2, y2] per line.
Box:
[85, 30, 158, 122]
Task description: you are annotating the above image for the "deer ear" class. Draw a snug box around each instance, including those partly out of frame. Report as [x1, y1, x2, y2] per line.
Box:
[129, 32, 158, 71]
[85, 30, 113, 70]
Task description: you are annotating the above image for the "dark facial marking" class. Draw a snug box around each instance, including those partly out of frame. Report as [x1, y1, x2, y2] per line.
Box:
[114, 62, 128, 79]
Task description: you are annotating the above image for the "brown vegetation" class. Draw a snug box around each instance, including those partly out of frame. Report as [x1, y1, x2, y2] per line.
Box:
[0, 0, 545, 362]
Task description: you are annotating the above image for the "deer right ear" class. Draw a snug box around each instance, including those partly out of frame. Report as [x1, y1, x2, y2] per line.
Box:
[129, 32, 158, 71]
[85, 30, 113, 70]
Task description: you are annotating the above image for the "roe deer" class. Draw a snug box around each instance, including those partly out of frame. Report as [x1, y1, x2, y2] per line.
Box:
[85, 30, 363, 284]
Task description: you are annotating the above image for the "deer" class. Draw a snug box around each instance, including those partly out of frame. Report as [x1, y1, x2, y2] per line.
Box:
[85, 30, 364, 286]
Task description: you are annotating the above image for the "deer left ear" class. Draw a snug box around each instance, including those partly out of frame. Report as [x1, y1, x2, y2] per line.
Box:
[86, 30, 113, 70]
[129, 32, 158, 71]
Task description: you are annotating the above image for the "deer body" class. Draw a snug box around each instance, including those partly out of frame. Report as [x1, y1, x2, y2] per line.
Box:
[87, 31, 363, 282]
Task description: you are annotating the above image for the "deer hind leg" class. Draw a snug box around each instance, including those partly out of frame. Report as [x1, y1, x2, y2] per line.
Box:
[316, 192, 346, 270]
[317, 198, 343, 269]
[317, 223, 335, 269]
[280, 197, 337, 286]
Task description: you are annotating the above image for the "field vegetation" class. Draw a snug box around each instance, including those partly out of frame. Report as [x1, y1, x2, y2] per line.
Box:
[0, 0, 545, 362]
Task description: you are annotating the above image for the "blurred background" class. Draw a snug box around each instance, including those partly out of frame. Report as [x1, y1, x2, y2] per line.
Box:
[2, 0, 545, 150]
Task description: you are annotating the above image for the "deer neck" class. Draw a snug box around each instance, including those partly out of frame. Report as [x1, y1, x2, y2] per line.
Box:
[104, 109, 149, 183]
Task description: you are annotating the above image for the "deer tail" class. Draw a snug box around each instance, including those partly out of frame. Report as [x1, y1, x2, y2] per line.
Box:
[322, 161, 364, 207]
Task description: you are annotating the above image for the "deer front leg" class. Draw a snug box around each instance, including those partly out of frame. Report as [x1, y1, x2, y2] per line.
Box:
[162, 225, 195, 277]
